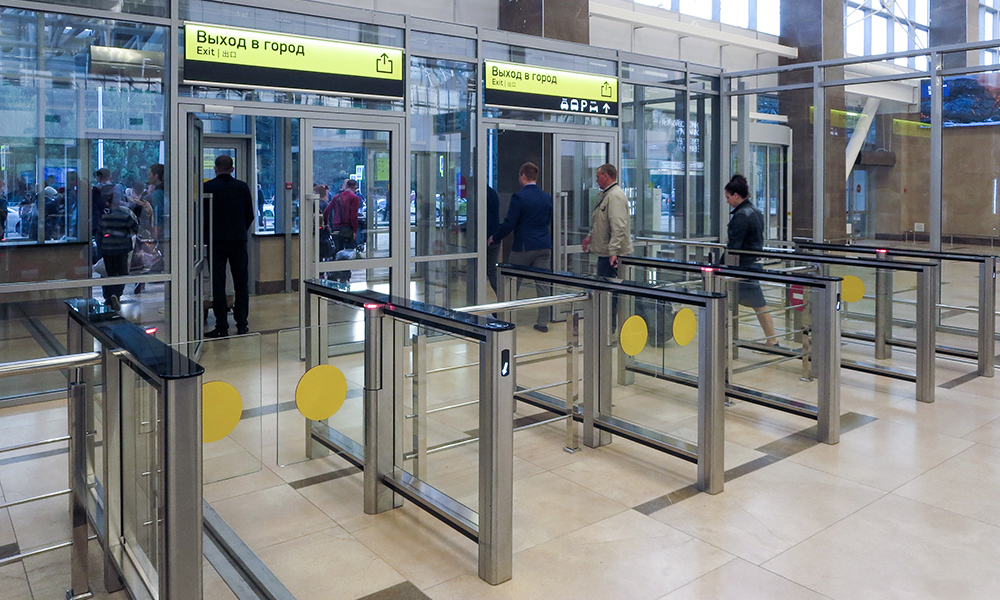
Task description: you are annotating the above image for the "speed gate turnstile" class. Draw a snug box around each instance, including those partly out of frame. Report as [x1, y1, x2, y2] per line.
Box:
[729, 249, 940, 403]
[619, 255, 843, 444]
[495, 264, 728, 492]
[795, 241, 996, 378]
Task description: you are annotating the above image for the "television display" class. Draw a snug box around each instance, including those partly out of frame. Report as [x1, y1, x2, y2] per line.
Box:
[921, 74, 1000, 127]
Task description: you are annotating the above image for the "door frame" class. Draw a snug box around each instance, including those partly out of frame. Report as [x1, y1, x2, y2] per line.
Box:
[477, 118, 619, 300]
[174, 100, 408, 344]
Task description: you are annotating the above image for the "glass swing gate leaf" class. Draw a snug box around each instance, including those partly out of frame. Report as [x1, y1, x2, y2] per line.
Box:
[188, 115, 208, 347]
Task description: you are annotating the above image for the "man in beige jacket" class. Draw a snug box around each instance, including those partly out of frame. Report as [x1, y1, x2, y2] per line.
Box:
[582, 163, 633, 278]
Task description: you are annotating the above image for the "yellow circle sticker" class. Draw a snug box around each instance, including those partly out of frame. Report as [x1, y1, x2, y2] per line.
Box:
[673, 307, 697, 347]
[202, 381, 243, 444]
[620, 315, 649, 357]
[841, 275, 866, 303]
[296, 364, 348, 422]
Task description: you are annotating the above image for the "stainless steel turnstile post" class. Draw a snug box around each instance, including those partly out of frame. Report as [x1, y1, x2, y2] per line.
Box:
[979, 256, 996, 377]
[698, 295, 726, 494]
[478, 327, 514, 585]
[916, 263, 938, 403]
[583, 290, 613, 448]
[875, 256, 893, 360]
[813, 281, 842, 443]
[364, 303, 396, 514]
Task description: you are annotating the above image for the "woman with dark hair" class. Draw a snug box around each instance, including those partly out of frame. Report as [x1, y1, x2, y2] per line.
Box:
[725, 174, 779, 348]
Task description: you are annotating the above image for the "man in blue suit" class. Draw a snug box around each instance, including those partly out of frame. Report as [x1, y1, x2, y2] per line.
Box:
[487, 162, 553, 332]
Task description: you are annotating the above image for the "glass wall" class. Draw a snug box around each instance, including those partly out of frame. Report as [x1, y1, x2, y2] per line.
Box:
[0, 10, 167, 286]
[410, 55, 477, 308]
[622, 74, 718, 242]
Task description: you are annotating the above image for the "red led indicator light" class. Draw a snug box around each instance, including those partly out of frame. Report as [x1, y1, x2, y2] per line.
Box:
[363, 303, 382, 310]
[145, 327, 157, 335]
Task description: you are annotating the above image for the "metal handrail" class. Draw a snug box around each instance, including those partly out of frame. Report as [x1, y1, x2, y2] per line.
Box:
[0, 352, 100, 378]
[455, 292, 589, 316]
[635, 236, 727, 249]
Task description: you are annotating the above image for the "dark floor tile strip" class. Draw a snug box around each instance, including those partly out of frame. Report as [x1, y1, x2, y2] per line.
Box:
[241, 400, 296, 420]
[0, 542, 20, 561]
[724, 454, 780, 481]
[0, 446, 68, 467]
[356, 582, 433, 600]
[464, 410, 556, 438]
[633, 412, 878, 515]
[940, 370, 982, 389]
[287, 466, 361, 490]
[633, 485, 701, 515]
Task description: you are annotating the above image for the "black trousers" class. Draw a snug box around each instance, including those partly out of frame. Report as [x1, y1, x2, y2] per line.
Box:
[212, 241, 249, 331]
[102, 252, 129, 301]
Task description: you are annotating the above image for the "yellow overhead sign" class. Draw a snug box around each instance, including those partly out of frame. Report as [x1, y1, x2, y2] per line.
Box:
[183, 22, 404, 97]
[484, 60, 618, 116]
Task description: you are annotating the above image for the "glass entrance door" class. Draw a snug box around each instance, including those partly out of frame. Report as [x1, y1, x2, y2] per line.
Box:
[485, 126, 615, 283]
[301, 119, 404, 295]
[186, 115, 207, 345]
[553, 136, 612, 275]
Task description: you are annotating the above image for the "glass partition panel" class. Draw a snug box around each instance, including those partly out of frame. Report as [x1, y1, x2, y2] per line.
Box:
[277, 311, 365, 467]
[401, 325, 481, 508]
[0, 283, 169, 405]
[940, 71, 1000, 247]
[174, 334, 263, 484]
[622, 84, 684, 238]
[0, 10, 167, 285]
[120, 360, 162, 597]
[312, 127, 392, 261]
[410, 57, 477, 258]
[409, 258, 476, 309]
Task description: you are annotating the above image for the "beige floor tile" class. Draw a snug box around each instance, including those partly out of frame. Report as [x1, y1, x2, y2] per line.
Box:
[510, 471, 628, 553]
[552, 441, 698, 507]
[9, 494, 70, 551]
[22, 539, 126, 600]
[0, 452, 69, 504]
[203, 465, 286, 503]
[0, 563, 32, 600]
[0, 399, 67, 434]
[203, 563, 240, 600]
[424, 511, 734, 600]
[297, 472, 375, 533]
[963, 417, 1000, 449]
[350, 502, 477, 589]
[211, 485, 336, 551]
[863, 388, 1000, 439]
[267, 452, 357, 484]
[650, 459, 883, 565]
[256, 527, 404, 600]
[659, 558, 829, 600]
[894, 443, 1000, 528]
[764, 494, 1000, 600]
[513, 423, 588, 471]
[786, 418, 973, 491]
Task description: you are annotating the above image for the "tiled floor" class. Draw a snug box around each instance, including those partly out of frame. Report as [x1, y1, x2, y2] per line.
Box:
[3, 253, 1000, 599]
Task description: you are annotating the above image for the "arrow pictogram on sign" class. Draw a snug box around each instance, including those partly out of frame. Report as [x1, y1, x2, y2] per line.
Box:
[601, 81, 613, 97]
[376, 53, 393, 73]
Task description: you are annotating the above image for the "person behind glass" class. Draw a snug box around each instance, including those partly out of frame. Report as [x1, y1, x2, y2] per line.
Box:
[725, 173, 778, 348]
[487, 162, 553, 333]
[485, 184, 501, 293]
[323, 179, 360, 253]
[204, 155, 254, 338]
[0, 178, 7, 240]
[582, 163, 633, 278]
[99, 190, 138, 312]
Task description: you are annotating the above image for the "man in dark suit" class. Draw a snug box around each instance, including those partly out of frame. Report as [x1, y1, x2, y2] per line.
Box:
[487, 162, 553, 332]
[204, 155, 254, 338]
